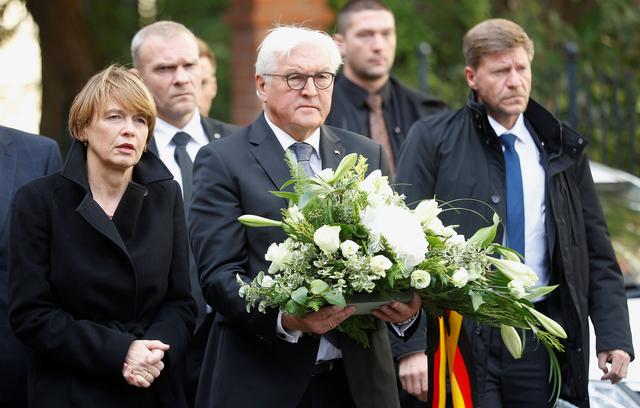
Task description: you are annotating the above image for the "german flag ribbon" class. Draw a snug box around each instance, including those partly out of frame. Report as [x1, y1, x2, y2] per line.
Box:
[432, 310, 473, 408]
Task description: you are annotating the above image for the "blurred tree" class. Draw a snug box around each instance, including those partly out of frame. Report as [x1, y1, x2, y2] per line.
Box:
[24, 0, 100, 150]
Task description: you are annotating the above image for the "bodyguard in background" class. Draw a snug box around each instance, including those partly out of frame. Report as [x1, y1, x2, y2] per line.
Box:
[396, 19, 633, 407]
[130, 20, 239, 406]
[8, 65, 195, 407]
[326, 0, 446, 176]
[0, 126, 61, 407]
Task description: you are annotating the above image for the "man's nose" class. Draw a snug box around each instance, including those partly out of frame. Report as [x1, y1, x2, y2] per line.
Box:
[300, 76, 318, 96]
[174, 66, 190, 83]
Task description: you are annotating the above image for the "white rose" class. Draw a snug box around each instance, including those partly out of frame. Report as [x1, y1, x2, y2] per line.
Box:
[370, 255, 392, 277]
[507, 279, 526, 299]
[316, 168, 335, 182]
[410, 269, 431, 289]
[287, 205, 305, 223]
[265, 243, 291, 274]
[260, 275, 275, 288]
[451, 267, 469, 288]
[340, 240, 360, 257]
[313, 225, 341, 254]
[414, 199, 442, 225]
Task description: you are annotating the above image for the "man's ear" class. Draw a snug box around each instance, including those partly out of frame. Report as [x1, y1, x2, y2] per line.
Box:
[333, 33, 346, 57]
[464, 66, 477, 90]
[256, 75, 266, 101]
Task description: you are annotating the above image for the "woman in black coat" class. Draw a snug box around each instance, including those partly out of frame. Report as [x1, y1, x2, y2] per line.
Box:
[8, 65, 196, 407]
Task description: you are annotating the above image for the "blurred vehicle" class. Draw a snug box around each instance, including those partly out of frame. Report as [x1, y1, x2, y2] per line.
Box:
[587, 161, 640, 406]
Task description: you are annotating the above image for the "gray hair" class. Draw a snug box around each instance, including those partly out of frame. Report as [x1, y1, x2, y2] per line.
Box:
[255, 26, 343, 76]
[131, 20, 197, 69]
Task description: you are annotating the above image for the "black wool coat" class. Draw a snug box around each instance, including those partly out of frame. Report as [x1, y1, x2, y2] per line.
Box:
[8, 141, 196, 408]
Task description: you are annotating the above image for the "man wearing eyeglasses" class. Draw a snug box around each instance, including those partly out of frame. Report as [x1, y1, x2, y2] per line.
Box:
[189, 25, 422, 408]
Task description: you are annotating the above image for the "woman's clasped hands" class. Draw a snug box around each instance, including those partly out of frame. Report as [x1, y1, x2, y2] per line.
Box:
[122, 339, 170, 388]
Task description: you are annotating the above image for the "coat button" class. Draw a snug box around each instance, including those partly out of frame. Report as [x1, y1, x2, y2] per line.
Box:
[213, 133, 222, 139]
[475, 327, 482, 335]
[491, 195, 501, 204]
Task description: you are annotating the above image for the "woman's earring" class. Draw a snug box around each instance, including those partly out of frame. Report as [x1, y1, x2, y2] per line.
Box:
[81, 139, 88, 147]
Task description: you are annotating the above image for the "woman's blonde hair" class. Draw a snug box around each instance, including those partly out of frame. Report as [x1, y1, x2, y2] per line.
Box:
[68, 65, 156, 146]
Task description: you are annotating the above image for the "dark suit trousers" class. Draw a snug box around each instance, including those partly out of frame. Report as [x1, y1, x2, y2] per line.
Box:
[476, 300, 553, 408]
[296, 362, 355, 408]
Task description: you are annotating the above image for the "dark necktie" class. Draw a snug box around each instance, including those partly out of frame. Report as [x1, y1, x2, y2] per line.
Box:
[290, 141, 340, 349]
[501, 133, 525, 258]
[365, 93, 395, 175]
[173, 131, 193, 210]
[289, 142, 315, 176]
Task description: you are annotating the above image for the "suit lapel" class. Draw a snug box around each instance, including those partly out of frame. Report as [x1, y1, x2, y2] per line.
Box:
[319, 126, 345, 170]
[0, 134, 17, 237]
[248, 114, 291, 190]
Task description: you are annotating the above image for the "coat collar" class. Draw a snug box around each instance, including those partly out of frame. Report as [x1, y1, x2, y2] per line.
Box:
[466, 92, 588, 173]
[62, 140, 173, 251]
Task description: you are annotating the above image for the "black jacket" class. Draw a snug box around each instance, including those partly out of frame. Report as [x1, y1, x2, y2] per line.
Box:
[396, 95, 634, 407]
[8, 141, 196, 407]
[326, 75, 447, 162]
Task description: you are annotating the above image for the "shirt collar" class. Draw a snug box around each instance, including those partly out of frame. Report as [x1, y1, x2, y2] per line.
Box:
[337, 74, 392, 107]
[153, 110, 209, 147]
[488, 113, 527, 141]
[263, 112, 321, 155]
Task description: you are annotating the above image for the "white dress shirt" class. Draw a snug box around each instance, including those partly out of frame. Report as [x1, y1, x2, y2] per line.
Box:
[488, 114, 549, 287]
[153, 111, 209, 197]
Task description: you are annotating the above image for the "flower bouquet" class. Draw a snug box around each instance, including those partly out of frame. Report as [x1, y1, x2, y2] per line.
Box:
[237, 153, 566, 396]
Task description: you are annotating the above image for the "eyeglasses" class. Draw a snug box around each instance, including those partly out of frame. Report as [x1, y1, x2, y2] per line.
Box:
[263, 72, 335, 90]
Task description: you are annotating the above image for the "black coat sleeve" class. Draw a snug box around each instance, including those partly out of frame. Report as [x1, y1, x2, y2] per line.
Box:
[8, 183, 136, 378]
[144, 182, 197, 368]
[576, 154, 634, 360]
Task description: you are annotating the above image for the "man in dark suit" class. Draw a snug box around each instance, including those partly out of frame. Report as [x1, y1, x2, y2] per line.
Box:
[327, 2, 446, 405]
[326, 0, 446, 177]
[189, 26, 422, 408]
[130, 20, 238, 406]
[0, 126, 61, 407]
[395, 19, 633, 407]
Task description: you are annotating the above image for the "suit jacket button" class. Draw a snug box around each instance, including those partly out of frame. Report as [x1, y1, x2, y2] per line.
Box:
[213, 133, 221, 139]
[491, 195, 501, 204]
